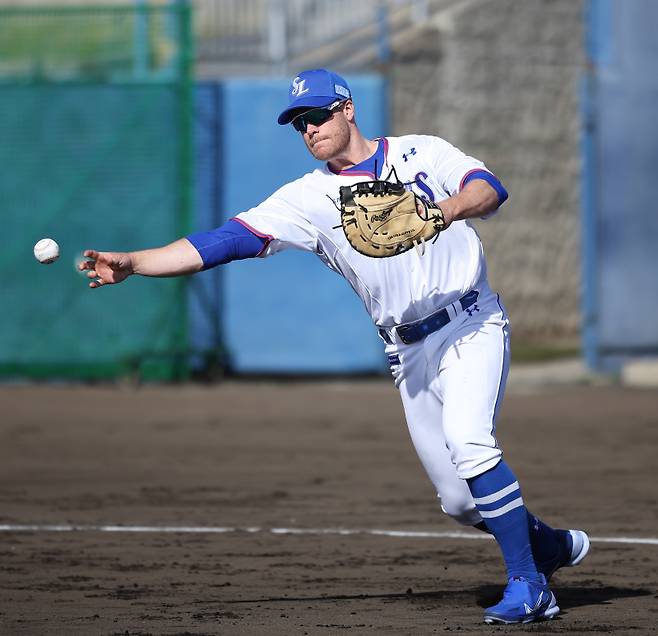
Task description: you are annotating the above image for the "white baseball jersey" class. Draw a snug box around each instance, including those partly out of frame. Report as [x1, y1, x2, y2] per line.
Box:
[236, 133, 510, 522]
[236, 135, 495, 328]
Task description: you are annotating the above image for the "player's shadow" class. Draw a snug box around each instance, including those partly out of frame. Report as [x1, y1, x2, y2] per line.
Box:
[476, 584, 652, 611]
[229, 589, 469, 605]
[228, 585, 652, 611]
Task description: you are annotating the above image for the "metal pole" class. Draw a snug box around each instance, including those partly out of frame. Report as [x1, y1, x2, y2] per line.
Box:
[377, 0, 391, 65]
[176, 0, 194, 379]
[411, 0, 429, 24]
[267, 0, 288, 75]
[580, 0, 602, 372]
[133, 0, 149, 78]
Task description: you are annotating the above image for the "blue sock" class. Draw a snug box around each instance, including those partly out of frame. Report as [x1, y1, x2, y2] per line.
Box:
[527, 513, 570, 570]
[467, 461, 540, 582]
[475, 512, 571, 573]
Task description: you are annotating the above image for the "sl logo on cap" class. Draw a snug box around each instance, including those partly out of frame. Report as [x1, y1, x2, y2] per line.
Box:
[291, 77, 309, 96]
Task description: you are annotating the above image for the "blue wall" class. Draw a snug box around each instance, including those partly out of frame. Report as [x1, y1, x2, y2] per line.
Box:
[191, 76, 389, 373]
[582, 1, 658, 370]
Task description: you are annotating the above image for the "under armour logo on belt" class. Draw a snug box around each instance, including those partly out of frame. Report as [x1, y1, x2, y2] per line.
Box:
[466, 304, 480, 316]
[402, 147, 416, 162]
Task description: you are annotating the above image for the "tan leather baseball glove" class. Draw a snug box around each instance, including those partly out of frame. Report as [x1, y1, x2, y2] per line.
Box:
[339, 180, 446, 258]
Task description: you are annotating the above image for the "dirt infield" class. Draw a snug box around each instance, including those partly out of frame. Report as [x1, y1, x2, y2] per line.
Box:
[1, 381, 657, 635]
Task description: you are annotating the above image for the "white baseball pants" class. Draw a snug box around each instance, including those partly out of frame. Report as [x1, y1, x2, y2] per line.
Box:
[384, 285, 510, 526]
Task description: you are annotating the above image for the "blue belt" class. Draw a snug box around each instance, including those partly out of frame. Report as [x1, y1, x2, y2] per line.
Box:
[380, 290, 480, 345]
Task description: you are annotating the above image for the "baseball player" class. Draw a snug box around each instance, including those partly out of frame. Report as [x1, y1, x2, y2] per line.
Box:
[79, 69, 589, 625]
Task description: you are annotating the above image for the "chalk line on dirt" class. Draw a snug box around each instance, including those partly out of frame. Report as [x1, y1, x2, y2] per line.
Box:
[1, 524, 657, 546]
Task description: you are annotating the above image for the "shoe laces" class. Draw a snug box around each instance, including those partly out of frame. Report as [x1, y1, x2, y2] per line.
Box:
[503, 575, 544, 600]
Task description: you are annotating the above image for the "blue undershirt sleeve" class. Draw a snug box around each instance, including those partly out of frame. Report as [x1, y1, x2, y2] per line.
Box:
[186, 218, 270, 270]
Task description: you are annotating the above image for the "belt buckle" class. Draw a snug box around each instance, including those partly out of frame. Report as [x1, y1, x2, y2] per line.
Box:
[394, 291, 478, 346]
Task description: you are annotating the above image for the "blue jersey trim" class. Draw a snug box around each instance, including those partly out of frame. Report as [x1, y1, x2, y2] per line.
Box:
[461, 169, 509, 207]
[330, 138, 387, 178]
[186, 218, 269, 270]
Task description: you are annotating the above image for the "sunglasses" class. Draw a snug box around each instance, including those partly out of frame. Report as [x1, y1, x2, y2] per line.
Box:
[291, 100, 347, 133]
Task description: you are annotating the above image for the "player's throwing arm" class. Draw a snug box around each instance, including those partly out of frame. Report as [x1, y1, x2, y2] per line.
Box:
[78, 239, 203, 288]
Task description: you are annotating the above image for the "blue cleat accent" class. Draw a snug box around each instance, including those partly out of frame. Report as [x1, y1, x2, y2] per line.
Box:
[536, 529, 590, 581]
[483, 574, 559, 624]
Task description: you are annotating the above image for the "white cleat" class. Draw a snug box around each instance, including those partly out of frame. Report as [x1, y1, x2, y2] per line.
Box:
[566, 529, 590, 567]
[539, 528, 590, 581]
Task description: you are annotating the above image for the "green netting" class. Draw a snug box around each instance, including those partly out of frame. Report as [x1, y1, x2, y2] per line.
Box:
[0, 4, 193, 381]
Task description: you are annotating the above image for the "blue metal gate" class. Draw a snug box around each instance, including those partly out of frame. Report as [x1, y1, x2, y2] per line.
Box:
[190, 76, 390, 374]
[582, 0, 658, 371]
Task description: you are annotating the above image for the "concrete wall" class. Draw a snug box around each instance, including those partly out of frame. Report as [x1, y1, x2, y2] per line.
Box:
[390, 0, 585, 341]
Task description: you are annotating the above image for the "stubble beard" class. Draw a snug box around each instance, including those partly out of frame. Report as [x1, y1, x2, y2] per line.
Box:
[306, 124, 350, 162]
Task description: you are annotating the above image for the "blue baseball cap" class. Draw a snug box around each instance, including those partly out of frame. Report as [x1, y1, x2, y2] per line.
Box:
[277, 68, 352, 125]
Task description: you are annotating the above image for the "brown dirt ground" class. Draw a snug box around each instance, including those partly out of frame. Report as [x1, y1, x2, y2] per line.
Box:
[0, 381, 657, 635]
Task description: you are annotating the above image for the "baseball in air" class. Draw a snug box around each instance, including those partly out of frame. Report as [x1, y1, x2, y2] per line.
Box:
[33, 238, 60, 264]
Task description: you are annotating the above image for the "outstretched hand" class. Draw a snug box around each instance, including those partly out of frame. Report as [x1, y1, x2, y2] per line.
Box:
[78, 250, 134, 289]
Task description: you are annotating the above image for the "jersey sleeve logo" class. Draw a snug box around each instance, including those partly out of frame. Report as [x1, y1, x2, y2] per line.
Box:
[402, 147, 417, 162]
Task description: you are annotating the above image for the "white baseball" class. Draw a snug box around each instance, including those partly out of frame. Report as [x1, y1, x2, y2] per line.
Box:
[34, 238, 60, 264]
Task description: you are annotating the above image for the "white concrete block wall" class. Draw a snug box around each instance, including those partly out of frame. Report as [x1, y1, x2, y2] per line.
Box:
[391, 0, 585, 340]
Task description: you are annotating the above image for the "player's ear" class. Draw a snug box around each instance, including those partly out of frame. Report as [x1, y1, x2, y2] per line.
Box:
[343, 99, 355, 123]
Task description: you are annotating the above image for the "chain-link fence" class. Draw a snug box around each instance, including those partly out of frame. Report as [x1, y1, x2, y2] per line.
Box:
[0, 4, 194, 380]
